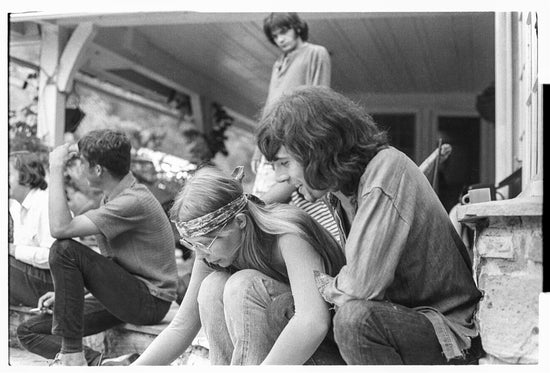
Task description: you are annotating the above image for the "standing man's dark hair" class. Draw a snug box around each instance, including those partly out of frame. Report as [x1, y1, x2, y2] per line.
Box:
[263, 12, 309, 45]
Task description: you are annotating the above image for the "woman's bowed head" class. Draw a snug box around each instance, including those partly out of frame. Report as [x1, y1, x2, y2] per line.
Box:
[257, 86, 388, 200]
[170, 166, 344, 280]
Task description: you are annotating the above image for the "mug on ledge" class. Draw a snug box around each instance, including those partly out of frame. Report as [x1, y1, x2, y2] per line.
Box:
[461, 188, 492, 204]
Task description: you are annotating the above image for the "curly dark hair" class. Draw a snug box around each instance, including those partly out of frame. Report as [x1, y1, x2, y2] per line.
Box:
[257, 86, 388, 196]
[78, 129, 131, 178]
[9, 151, 48, 190]
[263, 12, 309, 45]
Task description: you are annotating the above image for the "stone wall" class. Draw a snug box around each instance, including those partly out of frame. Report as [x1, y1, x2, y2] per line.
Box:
[469, 213, 542, 364]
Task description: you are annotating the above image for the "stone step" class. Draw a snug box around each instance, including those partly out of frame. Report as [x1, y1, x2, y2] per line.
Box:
[9, 303, 210, 366]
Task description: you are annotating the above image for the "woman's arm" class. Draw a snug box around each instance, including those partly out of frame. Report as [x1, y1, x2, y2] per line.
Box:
[261, 234, 331, 365]
[132, 257, 212, 365]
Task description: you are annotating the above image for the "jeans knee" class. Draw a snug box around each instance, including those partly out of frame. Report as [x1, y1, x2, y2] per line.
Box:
[222, 269, 264, 310]
[16, 321, 34, 348]
[48, 239, 77, 265]
[197, 271, 230, 311]
[334, 300, 380, 347]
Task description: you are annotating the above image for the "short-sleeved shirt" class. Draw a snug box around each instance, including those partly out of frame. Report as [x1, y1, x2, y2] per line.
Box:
[319, 147, 482, 360]
[85, 173, 177, 302]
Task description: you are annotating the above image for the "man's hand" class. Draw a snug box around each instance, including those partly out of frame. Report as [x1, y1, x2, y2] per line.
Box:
[49, 143, 79, 172]
[37, 291, 55, 314]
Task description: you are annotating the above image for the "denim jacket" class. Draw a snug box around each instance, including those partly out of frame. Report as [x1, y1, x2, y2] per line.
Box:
[316, 147, 482, 360]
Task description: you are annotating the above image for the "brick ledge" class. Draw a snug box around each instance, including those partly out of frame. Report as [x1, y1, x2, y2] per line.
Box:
[457, 196, 542, 223]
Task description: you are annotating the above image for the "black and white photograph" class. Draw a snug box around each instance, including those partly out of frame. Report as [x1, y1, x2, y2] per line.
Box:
[3, 0, 548, 369]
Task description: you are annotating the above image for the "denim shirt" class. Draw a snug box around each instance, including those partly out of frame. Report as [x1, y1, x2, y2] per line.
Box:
[316, 147, 482, 360]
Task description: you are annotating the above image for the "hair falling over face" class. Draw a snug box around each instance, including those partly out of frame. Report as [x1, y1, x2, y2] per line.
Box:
[171, 166, 345, 282]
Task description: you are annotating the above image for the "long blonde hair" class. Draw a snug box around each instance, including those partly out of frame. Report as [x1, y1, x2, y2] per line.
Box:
[171, 166, 345, 283]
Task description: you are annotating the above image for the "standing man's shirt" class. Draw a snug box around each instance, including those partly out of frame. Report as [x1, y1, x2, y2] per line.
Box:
[317, 147, 482, 360]
[84, 173, 178, 302]
[10, 188, 55, 269]
[265, 42, 331, 109]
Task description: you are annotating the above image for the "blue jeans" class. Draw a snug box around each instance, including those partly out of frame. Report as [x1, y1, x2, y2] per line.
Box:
[9, 256, 54, 307]
[333, 299, 483, 365]
[17, 239, 171, 366]
[197, 269, 344, 365]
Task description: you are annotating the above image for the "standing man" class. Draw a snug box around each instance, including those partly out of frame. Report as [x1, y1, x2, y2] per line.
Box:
[251, 12, 340, 244]
[257, 86, 484, 365]
[17, 129, 178, 366]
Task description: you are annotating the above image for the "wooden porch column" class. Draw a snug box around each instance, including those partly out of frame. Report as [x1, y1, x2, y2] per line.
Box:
[37, 23, 67, 147]
[37, 22, 96, 147]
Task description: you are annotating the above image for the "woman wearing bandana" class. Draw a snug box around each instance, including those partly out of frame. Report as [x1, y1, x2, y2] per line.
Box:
[131, 166, 346, 365]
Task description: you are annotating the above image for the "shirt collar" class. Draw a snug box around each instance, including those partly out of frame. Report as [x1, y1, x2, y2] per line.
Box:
[21, 188, 44, 211]
[103, 173, 136, 203]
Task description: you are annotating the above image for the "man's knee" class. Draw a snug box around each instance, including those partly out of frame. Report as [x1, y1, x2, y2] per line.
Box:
[197, 271, 230, 309]
[48, 239, 78, 264]
[333, 300, 383, 345]
[16, 321, 35, 349]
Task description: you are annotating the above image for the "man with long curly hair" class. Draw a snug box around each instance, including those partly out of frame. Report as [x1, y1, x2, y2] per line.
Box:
[257, 86, 484, 365]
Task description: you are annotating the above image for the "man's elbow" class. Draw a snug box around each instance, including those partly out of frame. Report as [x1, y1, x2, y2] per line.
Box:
[49, 226, 70, 239]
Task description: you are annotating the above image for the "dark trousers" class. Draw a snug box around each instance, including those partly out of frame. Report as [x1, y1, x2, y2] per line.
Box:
[17, 239, 172, 366]
[266, 292, 346, 365]
[9, 256, 54, 307]
[333, 299, 483, 365]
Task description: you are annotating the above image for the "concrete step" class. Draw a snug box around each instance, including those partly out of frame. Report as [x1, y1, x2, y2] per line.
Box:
[9, 303, 210, 366]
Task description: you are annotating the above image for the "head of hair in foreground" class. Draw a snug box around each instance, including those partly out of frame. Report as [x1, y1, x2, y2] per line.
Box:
[170, 166, 344, 282]
[77, 129, 131, 179]
[263, 12, 309, 46]
[9, 151, 48, 190]
[257, 86, 389, 196]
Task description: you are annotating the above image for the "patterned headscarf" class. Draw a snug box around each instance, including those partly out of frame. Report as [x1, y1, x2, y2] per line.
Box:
[173, 194, 248, 238]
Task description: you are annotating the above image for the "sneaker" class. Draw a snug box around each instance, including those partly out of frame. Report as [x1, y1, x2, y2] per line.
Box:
[49, 353, 62, 366]
[101, 353, 140, 366]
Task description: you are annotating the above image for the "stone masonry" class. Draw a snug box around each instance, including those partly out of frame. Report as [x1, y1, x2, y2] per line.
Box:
[470, 214, 542, 364]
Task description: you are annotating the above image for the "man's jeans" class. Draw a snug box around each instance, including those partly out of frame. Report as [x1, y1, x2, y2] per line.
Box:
[197, 269, 344, 365]
[17, 239, 171, 366]
[333, 299, 484, 365]
[9, 256, 54, 307]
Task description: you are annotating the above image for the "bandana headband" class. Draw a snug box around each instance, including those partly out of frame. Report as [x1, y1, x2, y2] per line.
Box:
[173, 194, 248, 238]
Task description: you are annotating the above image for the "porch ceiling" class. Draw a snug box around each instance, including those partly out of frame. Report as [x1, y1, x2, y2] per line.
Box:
[10, 11, 495, 120]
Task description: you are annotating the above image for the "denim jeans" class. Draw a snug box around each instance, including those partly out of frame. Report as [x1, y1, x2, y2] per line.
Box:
[9, 256, 54, 307]
[197, 269, 344, 365]
[17, 239, 171, 366]
[333, 299, 483, 365]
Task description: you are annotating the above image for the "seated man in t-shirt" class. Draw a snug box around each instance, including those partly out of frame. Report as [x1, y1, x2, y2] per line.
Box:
[17, 129, 178, 366]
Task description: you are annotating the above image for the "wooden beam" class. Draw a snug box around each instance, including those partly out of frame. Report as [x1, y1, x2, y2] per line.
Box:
[91, 29, 258, 119]
[57, 22, 96, 93]
[9, 11, 487, 27]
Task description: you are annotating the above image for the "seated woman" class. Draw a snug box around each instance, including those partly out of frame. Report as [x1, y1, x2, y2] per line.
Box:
[131, 166, 345, 365]
[9, 151, 55, 307]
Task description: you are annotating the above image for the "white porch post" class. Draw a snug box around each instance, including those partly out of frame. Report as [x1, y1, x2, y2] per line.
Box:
[37, 23, 67, 147]
[37, 22, 96, 147]
[494, 12, 515, 187]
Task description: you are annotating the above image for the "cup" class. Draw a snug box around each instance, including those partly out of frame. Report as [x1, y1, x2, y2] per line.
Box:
[462, 188, 492, 204]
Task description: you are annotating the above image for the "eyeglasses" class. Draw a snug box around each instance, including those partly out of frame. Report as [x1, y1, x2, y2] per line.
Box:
[179, 221, 228, 254]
